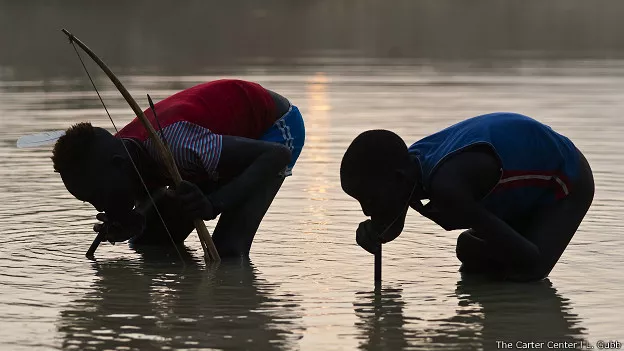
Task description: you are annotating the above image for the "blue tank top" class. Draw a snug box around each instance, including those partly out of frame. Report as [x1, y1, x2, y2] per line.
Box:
[408, 113, 580, 221]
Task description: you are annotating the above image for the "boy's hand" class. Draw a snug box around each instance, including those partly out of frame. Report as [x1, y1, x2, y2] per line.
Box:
[356, 219, 381, 254]
[93, 212, 145, 244]
[174, 180, 216, 220]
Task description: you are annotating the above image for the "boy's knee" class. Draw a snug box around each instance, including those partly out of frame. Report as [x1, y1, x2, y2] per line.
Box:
[456, 230, 478, 262]
[456, 239, 467, 263]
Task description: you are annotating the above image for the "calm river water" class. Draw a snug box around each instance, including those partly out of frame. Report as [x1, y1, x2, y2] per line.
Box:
[1, 64, 623, 350]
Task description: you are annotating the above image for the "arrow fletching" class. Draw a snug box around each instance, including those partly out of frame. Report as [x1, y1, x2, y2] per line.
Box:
[16, 130, 66, 148]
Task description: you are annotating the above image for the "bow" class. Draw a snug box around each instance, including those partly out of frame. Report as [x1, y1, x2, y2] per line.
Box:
[61, 28, 220, 263]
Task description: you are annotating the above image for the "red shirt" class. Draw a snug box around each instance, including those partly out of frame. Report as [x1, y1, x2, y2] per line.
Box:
[115, 79, 277, 180]
[117, 79, 277, 141]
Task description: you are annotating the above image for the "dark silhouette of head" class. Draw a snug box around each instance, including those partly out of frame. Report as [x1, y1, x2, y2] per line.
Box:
[340, 130, 422, 221]
[52, 122, 139, 216]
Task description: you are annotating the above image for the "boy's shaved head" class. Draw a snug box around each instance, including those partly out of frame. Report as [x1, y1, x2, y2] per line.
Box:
[340, 129, 410, 193]
[340, 129, 422, 234]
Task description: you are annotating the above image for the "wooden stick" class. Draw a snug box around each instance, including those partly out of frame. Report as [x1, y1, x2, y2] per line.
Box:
[62, 28, 220, 262]
[375, 245, 382, 286]
[86, 232, 105, 258]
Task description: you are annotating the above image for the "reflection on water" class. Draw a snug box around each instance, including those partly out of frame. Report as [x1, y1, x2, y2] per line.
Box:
[59, 248, 304, 350]
[455, 278, 585, 351]
[354, 280, 584, 350]
[303, 73, 332, 235]
[1, 66, 623, 350]
[354, 288, 414, 351]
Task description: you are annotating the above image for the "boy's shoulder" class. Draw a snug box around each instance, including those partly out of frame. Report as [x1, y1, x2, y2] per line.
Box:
[429, 149, 501, 202]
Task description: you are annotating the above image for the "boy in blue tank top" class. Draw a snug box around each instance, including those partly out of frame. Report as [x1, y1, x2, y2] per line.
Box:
[340, 113, 594, 282]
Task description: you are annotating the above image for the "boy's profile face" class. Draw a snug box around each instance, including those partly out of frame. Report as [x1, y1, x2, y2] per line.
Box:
[61, 149, 137, 217]
[346, 171, 414, 227]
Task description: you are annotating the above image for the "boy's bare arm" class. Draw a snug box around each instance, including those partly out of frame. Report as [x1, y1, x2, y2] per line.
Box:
[430, 153, 540, 268]
[207, 136, 291, 213]
[415, 202, 466, 231]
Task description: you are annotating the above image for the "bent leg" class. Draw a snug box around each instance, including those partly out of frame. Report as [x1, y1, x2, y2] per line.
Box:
[456, 229, 508, 277]
[514, 154, 594, 281]
[457, 229, 486, 271]
[457, 152, 594, 281]
[211, 175, 285, 258]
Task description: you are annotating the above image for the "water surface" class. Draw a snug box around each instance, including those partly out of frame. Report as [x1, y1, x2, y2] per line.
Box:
[1, 65, 623, 350]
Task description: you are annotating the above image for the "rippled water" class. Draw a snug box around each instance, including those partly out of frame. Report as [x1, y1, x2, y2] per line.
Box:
[1, 65, 623, 350]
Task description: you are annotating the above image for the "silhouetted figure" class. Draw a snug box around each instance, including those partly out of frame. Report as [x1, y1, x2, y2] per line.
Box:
[51, 80, 305, 258]
[341, 113, 594, 281]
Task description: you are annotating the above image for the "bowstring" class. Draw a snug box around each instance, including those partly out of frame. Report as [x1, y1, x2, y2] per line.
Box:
[69, 40, 186, 265]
